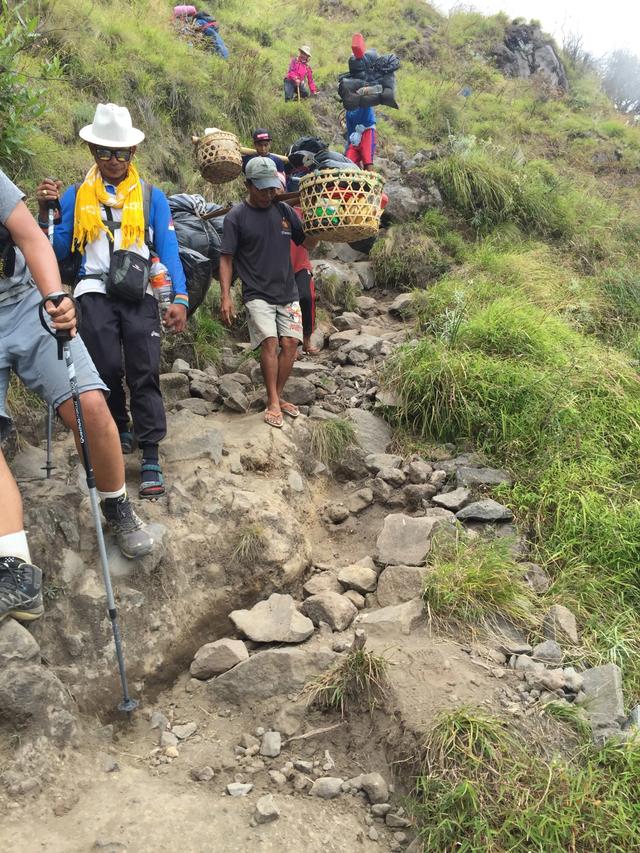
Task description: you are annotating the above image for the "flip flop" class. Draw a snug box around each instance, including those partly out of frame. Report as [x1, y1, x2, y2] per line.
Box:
[264, 409, 284, 429]
[280, 401, 300, 419]
[303, 347, 321, 356]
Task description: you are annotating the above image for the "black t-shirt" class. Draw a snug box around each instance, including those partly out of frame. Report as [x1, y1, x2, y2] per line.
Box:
[221, 201, 305, 305]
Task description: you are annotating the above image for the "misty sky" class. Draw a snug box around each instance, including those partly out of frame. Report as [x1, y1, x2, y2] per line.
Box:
[435, 0, 638, 57]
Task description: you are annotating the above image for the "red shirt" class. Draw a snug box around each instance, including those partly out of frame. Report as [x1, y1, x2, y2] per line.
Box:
[290, 207, 312, 273]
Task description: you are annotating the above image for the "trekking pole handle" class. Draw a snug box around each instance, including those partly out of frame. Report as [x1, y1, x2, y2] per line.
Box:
[38, 292, 75, 360]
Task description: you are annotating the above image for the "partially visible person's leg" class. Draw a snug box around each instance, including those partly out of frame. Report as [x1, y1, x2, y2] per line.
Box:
[360, 128, 376, 171]
[246, 300, 283, 427]
[12, 290, 153, 559]
[345, 144, 361, 166]
[295, 270, 318, 354]
[120, 295, 166, 499]
[283, 79, 296, 101]
[78, 293, 130, 438]
[276, 302, 304, 416]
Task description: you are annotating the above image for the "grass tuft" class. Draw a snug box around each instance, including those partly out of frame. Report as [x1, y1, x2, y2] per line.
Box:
[302, 646, 389, 716]
[231, 524, 265, 566]
[309, 418, 357, 467]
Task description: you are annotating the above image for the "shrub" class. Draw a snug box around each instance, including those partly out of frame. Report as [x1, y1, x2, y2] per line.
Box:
[309, 418, 356, 467]
[371, 225, 451, 289]
[303, 645, 389, 716]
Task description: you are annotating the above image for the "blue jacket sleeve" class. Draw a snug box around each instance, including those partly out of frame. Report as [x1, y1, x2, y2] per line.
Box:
[150, 187, 187, 297]
[47, 184, 76, 260]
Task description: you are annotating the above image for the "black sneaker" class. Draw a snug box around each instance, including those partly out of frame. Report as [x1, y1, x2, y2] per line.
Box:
[0, 556, 44, 622]
[101, 494, 154, 559]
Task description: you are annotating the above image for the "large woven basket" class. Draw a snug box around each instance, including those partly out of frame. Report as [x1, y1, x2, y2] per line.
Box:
[298, 168, 384, 242]
[194, 130, 242, 184]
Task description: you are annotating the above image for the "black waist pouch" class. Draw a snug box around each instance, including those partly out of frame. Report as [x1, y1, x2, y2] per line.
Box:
[106, 250, 150, 302]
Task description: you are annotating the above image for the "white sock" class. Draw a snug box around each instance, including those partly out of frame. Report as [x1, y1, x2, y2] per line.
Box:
[0, 531, 32, 564]
[98, 485, 126, 501]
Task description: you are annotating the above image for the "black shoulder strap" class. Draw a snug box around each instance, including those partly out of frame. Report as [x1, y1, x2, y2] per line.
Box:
[100, 180, 154, 252]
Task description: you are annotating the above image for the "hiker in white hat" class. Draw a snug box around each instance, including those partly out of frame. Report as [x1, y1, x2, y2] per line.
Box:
[284, 44, 318, 101]
[36, 102, 189, 501]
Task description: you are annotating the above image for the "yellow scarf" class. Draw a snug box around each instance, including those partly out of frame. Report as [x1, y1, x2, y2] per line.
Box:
[73, 163, 145, 252]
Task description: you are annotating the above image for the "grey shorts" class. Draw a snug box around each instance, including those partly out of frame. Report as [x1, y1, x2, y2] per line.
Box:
[245, 299, 304, 348]
[0, 288, 107, 440]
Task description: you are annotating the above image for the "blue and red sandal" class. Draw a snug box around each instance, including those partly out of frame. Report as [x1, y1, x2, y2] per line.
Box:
[139, 462, 165, 499]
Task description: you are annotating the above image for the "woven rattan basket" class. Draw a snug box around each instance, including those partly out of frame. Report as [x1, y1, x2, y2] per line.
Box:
[194, 130, 242, 184]
[298, 168, 384, 242]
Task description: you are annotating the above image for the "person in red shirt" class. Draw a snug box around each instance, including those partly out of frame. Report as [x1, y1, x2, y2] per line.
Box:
[290, 207, 318, 355]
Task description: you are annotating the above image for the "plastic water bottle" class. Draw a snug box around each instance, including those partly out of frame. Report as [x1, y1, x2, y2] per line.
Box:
[150, 256, 173, 317]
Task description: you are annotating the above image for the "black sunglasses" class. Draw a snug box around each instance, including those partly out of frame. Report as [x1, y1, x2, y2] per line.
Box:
[93, 147, 132, 162]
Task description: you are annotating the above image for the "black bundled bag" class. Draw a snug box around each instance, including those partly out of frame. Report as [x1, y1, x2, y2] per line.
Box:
[179, 247, 213, 316]
[315, 149, 360, 169]
[338, 50, 401, 110]
[168, 193, 223, 276]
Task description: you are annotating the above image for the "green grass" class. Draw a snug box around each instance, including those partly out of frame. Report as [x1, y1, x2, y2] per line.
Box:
[308, 417, 357, 467]
[302, 646, 389, 716]
[231, 523, 265, 566]
[423, 538, 539, 628]
[412, 708, 640, 852]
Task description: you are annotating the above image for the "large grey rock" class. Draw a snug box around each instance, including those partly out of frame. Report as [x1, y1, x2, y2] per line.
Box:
[0, 619, 40, 665]
[403, 483, 437, 510]
[349, 772, 389, 804]
[376, 467, 407, 487]
[303, 572, 343, 597]
[581, 664, 626, 728]
[230, 594, 314, 644]
[346, 408, 392, 454]
[384, 181, 432, 222]
[290, 362, 330, 378]
[432, 488, 471, 512]
[282, 377, 316, 406]
[160, 372, 191, 406]
[346, 487, 374, 514]
[532, 640, 563, 665]
[163, 410, 223, 463]
[175, 398, 213, 416]
[456, 466, 512, 489]
[456, 499, 513, 522]
[338, 564, 378, 595]
[260, 731, 282, 757]
[311, 777, 344, 799]
[340, 334, 385, 358]
[356, 598, 424, 636]
[406, 460, 433, 483]
[376, 514, 438, 566]
[209, 648, 338, 703]
[301, 592, 358, 631]
[333, 312, 365, 332]
[329, 329, 360, 350]
[543, 604, 579, 645]
[0, 662, 76, 744]
[377, 565, 427, 607]
[219, 375, 250, 413]
[491, 22, 568, 91]
[254, 793, 280, 824]
[522, 563, 551, 595]
[353, 261, 375, 291]
[365, 453, 403, 473]
[190, 638, 249, 679]
[388, 293, 414, 317]
[312, 259, 362, 293]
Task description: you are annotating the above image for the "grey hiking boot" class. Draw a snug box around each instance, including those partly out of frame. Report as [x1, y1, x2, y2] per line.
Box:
[0, 556, 44, 622]
[101, 494, 154, 559]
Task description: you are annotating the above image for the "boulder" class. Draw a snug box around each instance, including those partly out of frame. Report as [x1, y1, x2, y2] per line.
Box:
[403, 483, 437, 510]
[0, 662, 76, 744]
[163, 410, 223, 464]
[303, 572, 343, 597]
[329, 329, 361, 350]
[346, 408, 392, 454]
[338, 564, 378, 595]
[190, 639, 249, 679]
[346, 488, 374, 514]
[406, 460, 433, 483]
[356, 598, 424, 636]
[230, 594, 314, 644]
[159, 372, 191, 406]
[209, 648, 338, 704]
[353, 262, 375, 291]
[311, 777, 344, 799]
[340, 334, 385, 358]
[388, 293, 414, 317]
[521, 562, 551, 594]
[219, 375, 250, 413]
[383, 181, 432, 223]
[376, 514, 439, 566]
[365, 453, 403, 473]
[0, 619, 40, 665]
[456, 499, 513, 522]
[432, 488, 471, 513]
[333, 312, 365, 332]
[456, 466, 512, 489]
[175, 398, 213, 417]
[581, 664, 626, 728]
[376, 467, 407, 487]
[543, 604, 579, 645]
[282, 377, 316, 406]
[301, 592, 358, 631]
[532, 640, 563, 665]
[349, 772, 389, 804]
[377, 565, 428, 607]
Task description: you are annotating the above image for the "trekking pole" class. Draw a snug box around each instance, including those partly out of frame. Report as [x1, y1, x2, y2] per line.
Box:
[43, 197, 60, 480]
[296, 83, 301, 103]
[38, 293, 139, 716]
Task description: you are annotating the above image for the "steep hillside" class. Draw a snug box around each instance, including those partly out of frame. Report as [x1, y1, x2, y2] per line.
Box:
[4, 1, 640, 850]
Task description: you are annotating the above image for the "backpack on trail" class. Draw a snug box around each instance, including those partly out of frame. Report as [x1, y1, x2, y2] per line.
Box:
[167, 193, 225, 316]
[337, 35, 400, 110]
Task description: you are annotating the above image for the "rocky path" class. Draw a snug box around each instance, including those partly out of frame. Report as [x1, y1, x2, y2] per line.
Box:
[0, 272, 630, 853]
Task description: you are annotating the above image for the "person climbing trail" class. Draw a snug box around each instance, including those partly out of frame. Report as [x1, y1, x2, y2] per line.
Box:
[290, 206, 318, 355]
[345, 105, 377, 171]
[218, 157, 317, 428]
[242, 129, 287, 188]
[0, 168, 153, 625]
[36, 102, 188, 500]
[284, 45, 318, 101]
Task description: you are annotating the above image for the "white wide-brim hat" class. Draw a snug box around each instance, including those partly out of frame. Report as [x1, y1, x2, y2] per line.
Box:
[79, 103, 145, 147]
[299, 44, 312, 56]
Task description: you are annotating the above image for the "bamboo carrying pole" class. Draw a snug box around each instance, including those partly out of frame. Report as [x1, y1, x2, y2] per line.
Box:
[200, 191, 300, 221]
[191, 136, 289, 164]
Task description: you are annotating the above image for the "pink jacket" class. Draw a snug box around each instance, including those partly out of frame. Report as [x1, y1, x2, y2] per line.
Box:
[285, 57, 317, 93]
